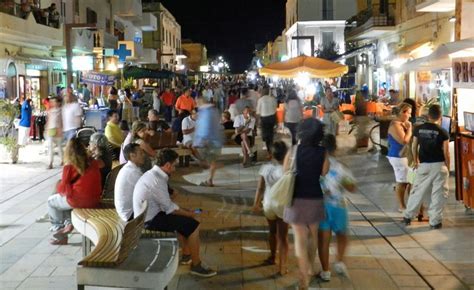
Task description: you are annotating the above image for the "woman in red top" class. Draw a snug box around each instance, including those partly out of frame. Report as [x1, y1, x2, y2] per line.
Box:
[47, 137, 102, 245]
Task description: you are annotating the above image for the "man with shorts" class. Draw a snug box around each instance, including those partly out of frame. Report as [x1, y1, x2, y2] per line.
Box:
[133, 149, 217, 277]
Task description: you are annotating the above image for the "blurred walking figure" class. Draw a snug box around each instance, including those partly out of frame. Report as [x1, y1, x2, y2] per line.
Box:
[46, 97, 63, 169]
[387, 103, 412, 212]
[193, 98, 223, 187]
[283, 118, 329, 289]
[253, 141, 289, 275]
[318, 134, 356, 281]
[284, 90, 303, 145]
[122, 89, 134, 124]
[321, 87, 339, 136]
[256, 85, 277, 158]
[62, 88, 83, 141]
[161, 87, 176, 123]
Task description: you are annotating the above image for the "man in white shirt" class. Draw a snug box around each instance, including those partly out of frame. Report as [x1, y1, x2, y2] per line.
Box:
[181, 109, 202, 162]
[133, 149, 217, 278]
[256, 85, 277, 158]
[62, 88, 83, 141]
[114, 143, 146, 221]
[234, 106, 256, 167]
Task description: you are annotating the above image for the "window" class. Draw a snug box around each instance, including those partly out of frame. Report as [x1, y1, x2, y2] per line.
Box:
[86, 8, 97, 24]
[322, 0, 333, 20]
[321, 31, 333, 48]
[74, 0, 79, 16]
[105, 18, 111, 34]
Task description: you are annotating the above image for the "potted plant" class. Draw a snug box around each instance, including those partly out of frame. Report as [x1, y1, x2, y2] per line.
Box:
[0, 99, 19, 163]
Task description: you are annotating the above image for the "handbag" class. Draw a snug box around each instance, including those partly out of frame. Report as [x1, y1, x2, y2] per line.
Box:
[267, 145, 298, 208]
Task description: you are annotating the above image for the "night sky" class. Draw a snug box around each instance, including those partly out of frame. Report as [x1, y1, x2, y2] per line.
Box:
[159, 0, 287, 73]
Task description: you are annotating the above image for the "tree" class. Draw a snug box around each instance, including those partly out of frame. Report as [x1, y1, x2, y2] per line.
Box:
[314, 41, 340, 61]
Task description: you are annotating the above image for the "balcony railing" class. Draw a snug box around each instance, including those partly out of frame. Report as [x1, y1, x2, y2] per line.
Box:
[345, 3, 395, 39]
[0, 1, 60, 29]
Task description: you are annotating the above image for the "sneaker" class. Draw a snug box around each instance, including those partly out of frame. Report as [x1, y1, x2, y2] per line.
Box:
[180, 254, 192, 265]
[430, 223, 442, 229]
[190, 263, 217, 278]
[402, 217, 411, 225]
[318, 270, 331, 282]
[334, 262, 349, 277]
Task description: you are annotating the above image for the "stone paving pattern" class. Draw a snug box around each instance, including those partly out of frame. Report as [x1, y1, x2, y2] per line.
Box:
[0, 133, 473, 289]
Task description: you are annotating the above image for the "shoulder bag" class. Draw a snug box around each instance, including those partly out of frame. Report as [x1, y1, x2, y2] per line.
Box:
[267, 145, 298, 207]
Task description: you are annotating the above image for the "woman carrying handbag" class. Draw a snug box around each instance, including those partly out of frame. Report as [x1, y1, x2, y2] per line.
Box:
[283, 118, 329, 289]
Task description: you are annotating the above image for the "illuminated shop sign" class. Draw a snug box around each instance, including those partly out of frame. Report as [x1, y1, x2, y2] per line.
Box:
[453, 57, 474, 89]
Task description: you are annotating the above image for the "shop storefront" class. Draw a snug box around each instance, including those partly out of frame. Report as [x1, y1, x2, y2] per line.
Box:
[453, 57, 474, 209]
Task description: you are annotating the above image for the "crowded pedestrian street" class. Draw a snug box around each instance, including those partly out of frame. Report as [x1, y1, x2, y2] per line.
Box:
[1, 130, 473, 289]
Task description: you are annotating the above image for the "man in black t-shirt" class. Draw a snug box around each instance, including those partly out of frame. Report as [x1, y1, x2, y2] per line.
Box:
[403, 105, 450, 229]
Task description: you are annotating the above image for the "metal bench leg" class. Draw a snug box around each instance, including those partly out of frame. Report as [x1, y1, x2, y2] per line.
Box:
[179, 156, 184, 167]
[184, 155, 190, 167]
[82, 236, 92, 257]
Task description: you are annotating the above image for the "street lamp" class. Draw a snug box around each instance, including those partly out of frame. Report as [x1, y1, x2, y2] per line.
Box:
[65, 23, 97, 87]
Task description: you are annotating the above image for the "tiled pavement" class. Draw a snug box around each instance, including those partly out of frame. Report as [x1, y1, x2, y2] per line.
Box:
[0, 134, 473, 289]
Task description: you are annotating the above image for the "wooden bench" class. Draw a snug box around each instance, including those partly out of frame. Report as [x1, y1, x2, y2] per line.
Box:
[72, 202, 179, 290]
[148, 131, 192, 167]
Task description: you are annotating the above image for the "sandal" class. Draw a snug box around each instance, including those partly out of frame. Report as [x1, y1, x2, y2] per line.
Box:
[49, 236, 68, 245]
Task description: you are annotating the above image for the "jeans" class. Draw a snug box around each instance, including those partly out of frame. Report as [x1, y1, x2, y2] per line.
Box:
[48, 194, 73, 227]
[164, 105, 173, 123]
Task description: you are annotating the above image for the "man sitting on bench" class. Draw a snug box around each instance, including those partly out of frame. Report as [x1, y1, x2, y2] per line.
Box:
[115, 143, 146, 221]
[133, 149, 217, 278]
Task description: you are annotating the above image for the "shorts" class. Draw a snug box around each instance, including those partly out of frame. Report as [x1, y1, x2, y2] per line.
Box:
[197, 147, 221, 163]
[387, 156, 408, 183]
[319, 203, 348, 234]
[145, 212, 200, 238]
[17, 126, 30, 146]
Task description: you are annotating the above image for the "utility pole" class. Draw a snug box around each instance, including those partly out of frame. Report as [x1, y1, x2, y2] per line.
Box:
[65, 23, 96, 88]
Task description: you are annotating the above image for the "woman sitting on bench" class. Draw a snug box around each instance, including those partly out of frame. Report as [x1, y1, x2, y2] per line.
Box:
[48, 137, 102, 245]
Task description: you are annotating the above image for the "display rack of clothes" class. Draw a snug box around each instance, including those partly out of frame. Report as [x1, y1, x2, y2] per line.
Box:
[30, 112, 47, 141]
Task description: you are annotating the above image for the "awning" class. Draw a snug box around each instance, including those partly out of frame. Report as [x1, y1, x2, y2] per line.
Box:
[259, 55, 349, 78]
[80, 71, 116, 86]
[123, 66, 175, 79]
[395, 38, 474, 73]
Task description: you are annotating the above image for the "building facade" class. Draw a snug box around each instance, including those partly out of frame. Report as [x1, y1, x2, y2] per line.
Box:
[285, 0, 357, 58]
[142, 1, 182, 71]
[181, 41, 208, 72]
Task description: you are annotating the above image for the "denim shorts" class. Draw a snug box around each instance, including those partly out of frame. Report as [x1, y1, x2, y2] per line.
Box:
[319, 203, 348, 234]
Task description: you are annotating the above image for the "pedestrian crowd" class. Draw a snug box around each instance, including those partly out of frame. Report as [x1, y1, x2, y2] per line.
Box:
[9, 74, 451, 288]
